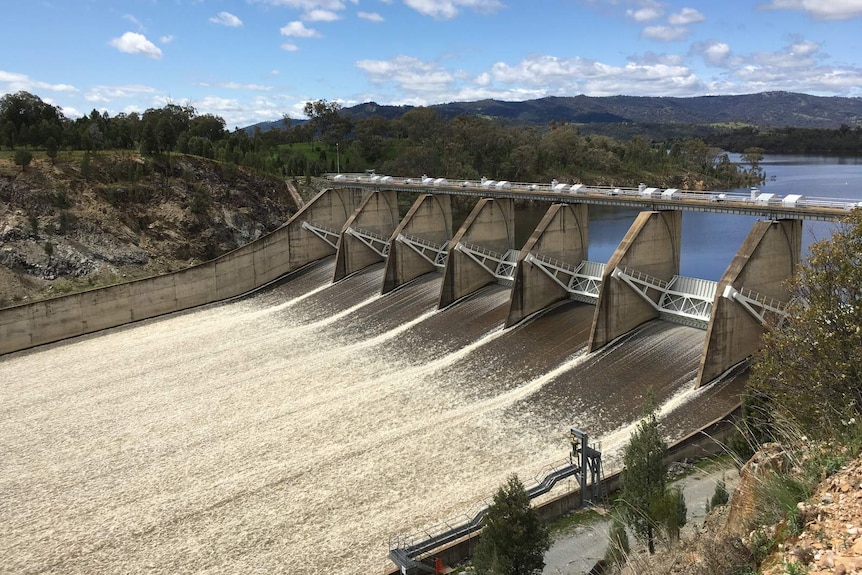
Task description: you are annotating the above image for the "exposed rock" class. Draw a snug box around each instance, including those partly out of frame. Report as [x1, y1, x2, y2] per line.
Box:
[726, 443, 791, 537]
[0, 154, 304, 306]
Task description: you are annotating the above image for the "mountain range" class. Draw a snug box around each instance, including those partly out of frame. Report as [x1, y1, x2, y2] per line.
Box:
[249, 91, 862, 133]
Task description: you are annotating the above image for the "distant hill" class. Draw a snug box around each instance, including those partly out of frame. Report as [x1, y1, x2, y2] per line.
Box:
[247, 92, 862, 133]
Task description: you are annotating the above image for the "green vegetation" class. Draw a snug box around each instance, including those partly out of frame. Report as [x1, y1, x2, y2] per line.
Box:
[620, 408, 687, 555]
[473, 474, 550, 575]
[706, 124, 862, 155]
[603, 511, 631, 569]
[746, 209, 862, 443]
[2, 90, 764, 190]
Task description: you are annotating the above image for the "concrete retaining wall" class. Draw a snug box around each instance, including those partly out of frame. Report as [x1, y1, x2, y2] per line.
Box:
[506, 203, 589, 327]
[697, 219, 801, 386]
[588, 210, 681, 352]
[0, 187, 363, 356]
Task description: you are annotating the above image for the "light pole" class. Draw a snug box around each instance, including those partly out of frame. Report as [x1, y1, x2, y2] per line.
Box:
[336, 142, 340, 174]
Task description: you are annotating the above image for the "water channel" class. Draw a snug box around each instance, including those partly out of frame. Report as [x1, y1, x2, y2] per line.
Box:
[0, 156, 860, 574]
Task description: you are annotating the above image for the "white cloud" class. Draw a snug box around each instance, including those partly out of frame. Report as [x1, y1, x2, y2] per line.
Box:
[109, 32, 163, 59]
[668, 7, 704, 25]
[85, 84, 158, 103]
[281, 42, 300, 51]
[210, 11, 244, 27]
[305, 9, 340, 21]
[695, 41, 733, 66]
[61, 106, 83, 119]
[250, 0, 347, 7]
[160, 35, 175, 44]
[358, 11, 384, 22]
[356, 56, 456, 93]
[198, 81, 273, 91]
[280, 21, 320, 37]
[642, 25, 688, 41]
[765, 0, 862, 20]
[195, 95, 286, 129]
[0, 70, 77, 93]
[123, 14, 144, 31]
[626, 6, 663, 22]
[403, 0, 504, 19]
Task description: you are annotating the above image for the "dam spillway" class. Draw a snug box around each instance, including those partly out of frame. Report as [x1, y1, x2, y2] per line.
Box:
[0, 256, 745, 575]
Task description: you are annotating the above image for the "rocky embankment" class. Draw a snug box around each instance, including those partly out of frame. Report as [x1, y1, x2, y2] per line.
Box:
[618, 445, 862, 575]
[0, 153, 307, 307]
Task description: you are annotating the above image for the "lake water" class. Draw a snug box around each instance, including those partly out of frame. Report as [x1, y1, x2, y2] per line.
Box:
[512, 154, 862, 281]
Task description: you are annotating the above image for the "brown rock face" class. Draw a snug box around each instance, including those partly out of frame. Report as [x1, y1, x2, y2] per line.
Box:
[726, 444, 790, 536]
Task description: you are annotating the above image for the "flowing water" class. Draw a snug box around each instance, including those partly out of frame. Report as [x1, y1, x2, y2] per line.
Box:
[0, 256, 744, 575]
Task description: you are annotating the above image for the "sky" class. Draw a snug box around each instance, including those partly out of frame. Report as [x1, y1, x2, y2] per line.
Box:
[2, 0, 862, 129]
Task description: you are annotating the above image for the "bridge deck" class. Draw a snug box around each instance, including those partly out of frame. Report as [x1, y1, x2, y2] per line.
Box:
[326, 174, 861, 222]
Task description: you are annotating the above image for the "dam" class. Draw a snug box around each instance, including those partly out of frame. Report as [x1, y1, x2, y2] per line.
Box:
[0, 177, 848, 573]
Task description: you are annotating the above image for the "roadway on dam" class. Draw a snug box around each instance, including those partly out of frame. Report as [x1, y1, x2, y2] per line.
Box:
[0, 258, 744, 575]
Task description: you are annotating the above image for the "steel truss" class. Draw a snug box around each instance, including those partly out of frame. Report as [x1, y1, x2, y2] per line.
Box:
[525, 253, 605, 303]
[396, 233, 449, 269]
[345, 226, 391, 257]
[722, 285, 789, 325]
[300, 220, 341, 249]
[611, 266, 717, 328]
[455, 242, 519, 283]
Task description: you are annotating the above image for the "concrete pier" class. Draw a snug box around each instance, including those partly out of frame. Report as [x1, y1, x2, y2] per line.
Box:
[438, 198, 515, 309]
[588, 210, 682, 352]
[0, 187, 364, 356]
[505, 204, 589, 327]
[382, 194, 453, 294]
[696, 219, 801, 386]
[333, 190, 400, 282]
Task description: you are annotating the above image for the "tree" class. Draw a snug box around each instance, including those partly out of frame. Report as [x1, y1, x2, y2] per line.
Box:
[303, 99, 351, 144]
[473, 474, 550, 575]
[749, 209, 862, 441]
[14, 149, 32, 171]
[45, 137, 58, 164]
[620, 410, 667, 554]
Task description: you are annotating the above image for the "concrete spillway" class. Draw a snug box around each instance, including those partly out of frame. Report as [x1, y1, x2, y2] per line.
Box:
[0, 256, 744, 575]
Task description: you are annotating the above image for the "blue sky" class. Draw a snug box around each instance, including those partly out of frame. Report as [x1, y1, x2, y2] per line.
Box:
[2, 0, 862, 128]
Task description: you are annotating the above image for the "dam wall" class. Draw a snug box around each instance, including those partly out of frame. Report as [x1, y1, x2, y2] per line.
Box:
[439, 198, 515, 309]
[506, 203, 589, 327]
[333, 190, 400, 282]
[0, 187, 363, 356]
[588, 210, 681, 352]
[697, 219, 802, 385]
[382, 194, 453, 294]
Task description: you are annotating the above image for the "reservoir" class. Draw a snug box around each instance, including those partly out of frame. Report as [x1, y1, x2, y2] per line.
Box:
[0, 155, 860, 574]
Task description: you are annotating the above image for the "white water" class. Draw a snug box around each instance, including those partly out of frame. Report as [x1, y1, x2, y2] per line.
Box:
[0, 270, 718, 575]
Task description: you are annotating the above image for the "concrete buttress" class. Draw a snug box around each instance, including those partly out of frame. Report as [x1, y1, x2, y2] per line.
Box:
[333, 190, 400, 282]
[438, 198, 515, 309]
[696, 219, 801, 387]
[588, 210, 681, 352]
[505, 203, 589, 327]
[382, 194, 453, 294]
